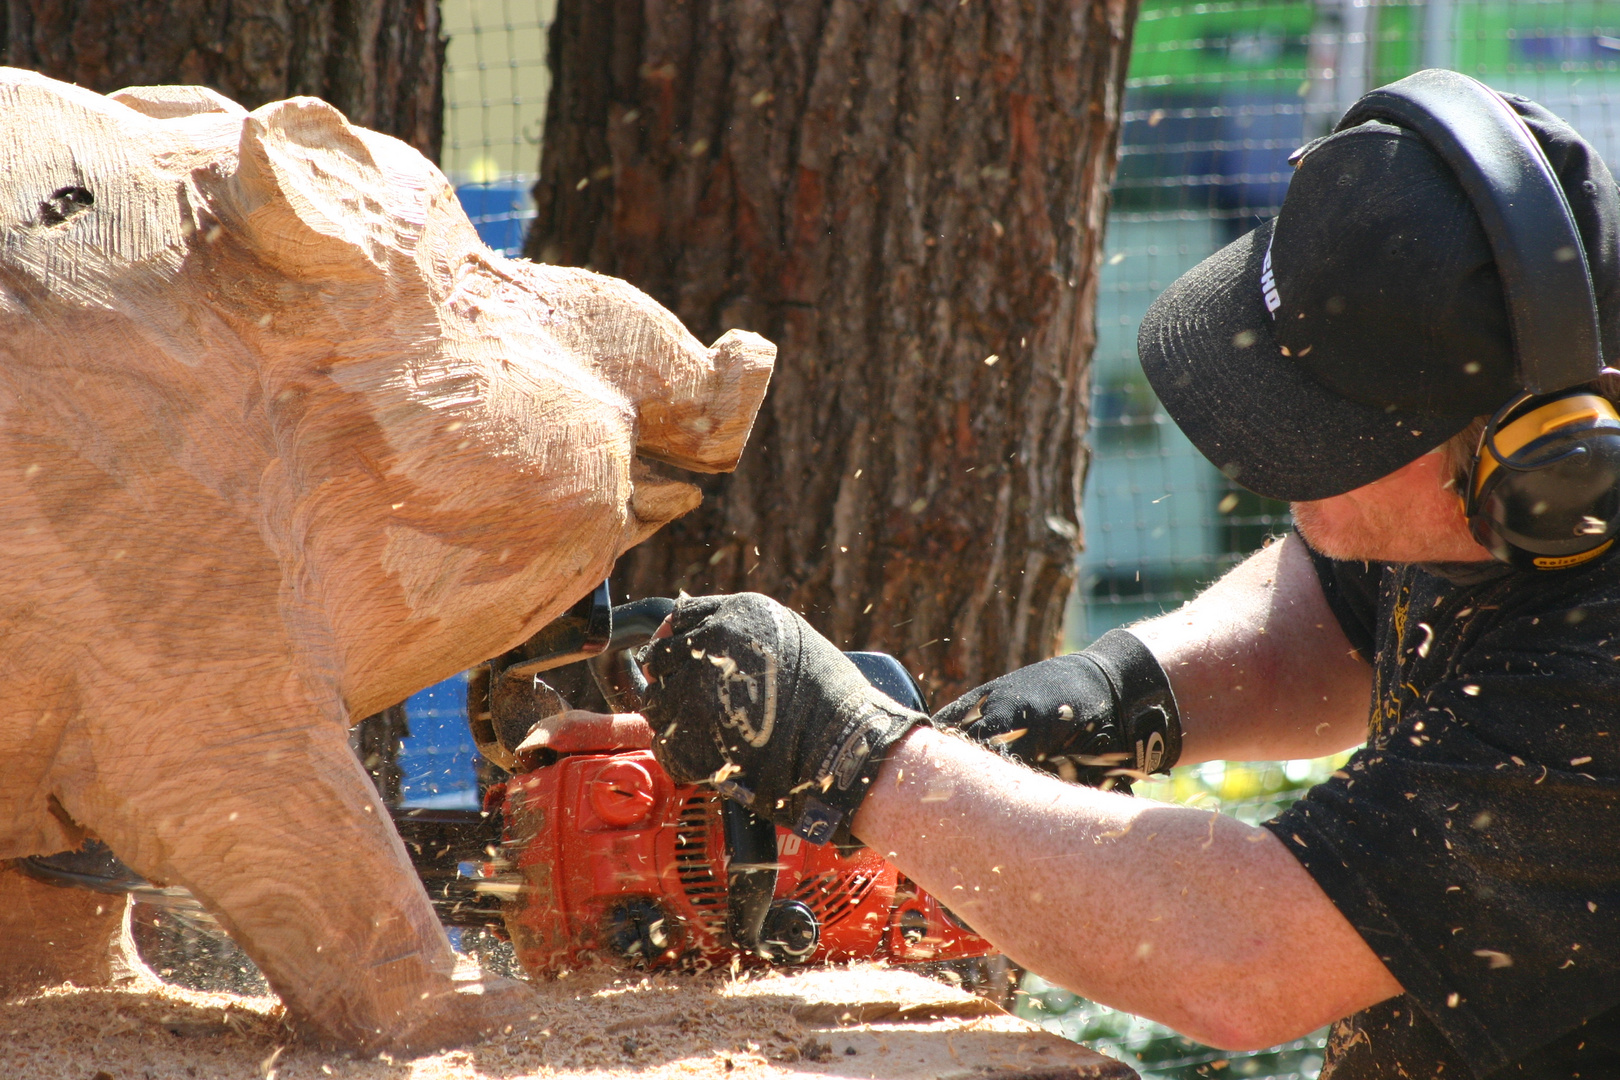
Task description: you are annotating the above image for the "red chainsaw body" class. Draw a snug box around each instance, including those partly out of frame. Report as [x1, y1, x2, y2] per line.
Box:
[498, 727, 993, 975]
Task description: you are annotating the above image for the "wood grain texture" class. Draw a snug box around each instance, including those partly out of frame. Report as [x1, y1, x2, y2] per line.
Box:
[0, 863, 142, 997]
[0, 0, 444, 158]
[1, 963, 1137, 1078]
[0, 68, 772, 1051]
[526, 0, 1138, 703]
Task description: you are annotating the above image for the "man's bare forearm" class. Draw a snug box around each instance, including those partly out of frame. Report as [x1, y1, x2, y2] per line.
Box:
[1131, 533, 1372, 764]
[852, 725, 1401, 1049]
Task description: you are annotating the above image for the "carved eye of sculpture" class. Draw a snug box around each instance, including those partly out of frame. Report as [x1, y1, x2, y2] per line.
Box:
[38, 185, 94, 226]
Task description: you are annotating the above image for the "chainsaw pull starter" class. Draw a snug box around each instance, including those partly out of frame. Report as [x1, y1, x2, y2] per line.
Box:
[722, 801, 819, 962]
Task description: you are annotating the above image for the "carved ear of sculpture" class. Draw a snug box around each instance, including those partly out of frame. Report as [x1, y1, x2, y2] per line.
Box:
[110, 84, 247, 120]
[221, 97, 434, 280]
[524, 267, 776, 475]
[642, 327, 774, 473]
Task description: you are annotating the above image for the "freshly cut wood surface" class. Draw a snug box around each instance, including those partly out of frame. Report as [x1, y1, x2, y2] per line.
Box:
[2, 963, 1134, 1080]
[0, 66, 772, 1050]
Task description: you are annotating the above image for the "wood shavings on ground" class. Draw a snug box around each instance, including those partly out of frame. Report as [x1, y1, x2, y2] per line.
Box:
[2, 963, 1132, 1079]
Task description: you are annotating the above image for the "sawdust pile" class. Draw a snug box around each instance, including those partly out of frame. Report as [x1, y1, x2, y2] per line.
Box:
[0, 963, 1126, 1080]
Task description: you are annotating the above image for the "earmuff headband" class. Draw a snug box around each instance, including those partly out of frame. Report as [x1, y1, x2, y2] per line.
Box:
[1338, 70, 1603, 394]
[1333, 71, 1620, 570]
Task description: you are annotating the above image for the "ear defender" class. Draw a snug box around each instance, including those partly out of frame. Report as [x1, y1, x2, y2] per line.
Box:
[1345, 72, 1620, 571]
[1465, 389, 1620, 569]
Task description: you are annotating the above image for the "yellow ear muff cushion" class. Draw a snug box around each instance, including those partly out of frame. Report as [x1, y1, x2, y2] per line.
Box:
[1472, 393, 1620, 497]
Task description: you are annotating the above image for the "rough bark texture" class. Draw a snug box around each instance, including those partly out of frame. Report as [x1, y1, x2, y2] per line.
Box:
[526, 0, 1137, 702]
[350, 702, 410, 807]
[0, 0, 443, 159]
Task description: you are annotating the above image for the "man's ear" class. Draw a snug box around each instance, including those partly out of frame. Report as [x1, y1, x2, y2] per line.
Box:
[221, 97, 435, 280]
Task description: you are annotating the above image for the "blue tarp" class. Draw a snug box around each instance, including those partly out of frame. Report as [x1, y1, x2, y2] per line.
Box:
[397, 671, 480, 808]
[455, 182, 532, 256]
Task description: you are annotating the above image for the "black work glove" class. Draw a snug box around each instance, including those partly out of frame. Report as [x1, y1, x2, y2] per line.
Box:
[932, 628, 1181, 791]
[639, 593, 927, 845]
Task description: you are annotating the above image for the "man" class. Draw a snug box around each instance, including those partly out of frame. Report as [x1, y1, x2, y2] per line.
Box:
[634, 76, 1620, 1078]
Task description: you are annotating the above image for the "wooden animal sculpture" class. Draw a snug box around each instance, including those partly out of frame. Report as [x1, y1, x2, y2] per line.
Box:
[0, 68, 773, 1051]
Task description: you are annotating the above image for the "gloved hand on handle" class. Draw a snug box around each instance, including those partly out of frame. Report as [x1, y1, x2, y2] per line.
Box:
[639, 592, 927, 845]
[931, 628, 1183, 791]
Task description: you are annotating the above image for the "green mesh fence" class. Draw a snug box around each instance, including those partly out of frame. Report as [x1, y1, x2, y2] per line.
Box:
[1079, 0, 1620, 645]
[440, 0, 556, 254]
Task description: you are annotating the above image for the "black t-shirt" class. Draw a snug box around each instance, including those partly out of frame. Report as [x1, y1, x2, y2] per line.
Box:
[1264, 546, 1620, 1078]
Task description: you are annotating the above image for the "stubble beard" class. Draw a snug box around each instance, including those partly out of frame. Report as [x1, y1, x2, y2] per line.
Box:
[1290, 493, 1487, 564]
[1289, 499, 1385, 562]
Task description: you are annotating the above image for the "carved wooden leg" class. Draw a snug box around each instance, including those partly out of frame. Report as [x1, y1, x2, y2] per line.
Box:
[0, 863, 143, 998]
[69, 723, 536, 1053]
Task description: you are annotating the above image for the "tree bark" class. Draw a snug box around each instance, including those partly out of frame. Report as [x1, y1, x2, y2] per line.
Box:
[526, 0, 1136, 702]
[0, 0, 442, 159]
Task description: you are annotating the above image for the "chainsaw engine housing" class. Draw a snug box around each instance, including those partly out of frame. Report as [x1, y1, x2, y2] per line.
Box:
[476, 592, 994, 978]
[497, 742, 991, 975]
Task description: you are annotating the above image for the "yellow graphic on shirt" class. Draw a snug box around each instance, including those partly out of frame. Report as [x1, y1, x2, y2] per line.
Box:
[1371, 571, 1413, 744]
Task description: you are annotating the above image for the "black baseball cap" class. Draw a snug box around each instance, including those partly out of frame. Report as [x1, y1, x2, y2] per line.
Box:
[1138, 87, 1620, 502]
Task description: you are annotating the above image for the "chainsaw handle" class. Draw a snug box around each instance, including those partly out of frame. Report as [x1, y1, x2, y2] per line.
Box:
[721, 799, 780, 956]
[587, 596, 813, 962]
[586, 597, 674, 713]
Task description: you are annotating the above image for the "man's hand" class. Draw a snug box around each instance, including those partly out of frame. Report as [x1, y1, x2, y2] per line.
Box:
[639, 592, 926, 844]
[931, 628, 1181, 789]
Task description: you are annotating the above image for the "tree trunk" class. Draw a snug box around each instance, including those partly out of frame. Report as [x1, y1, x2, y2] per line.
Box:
[0, 0, 442, 159]
[350, 702, 409, 807]
[526, 0, 1136, 702]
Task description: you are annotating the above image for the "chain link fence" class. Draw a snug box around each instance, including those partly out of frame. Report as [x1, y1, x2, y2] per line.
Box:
[1078, 0, 1620, 645]
[440, 0, 555, 254]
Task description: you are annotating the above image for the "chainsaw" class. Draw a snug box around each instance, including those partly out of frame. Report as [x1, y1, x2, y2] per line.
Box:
[418, 587, 995, 975]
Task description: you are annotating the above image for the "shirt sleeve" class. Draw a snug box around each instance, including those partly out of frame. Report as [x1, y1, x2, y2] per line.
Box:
[1264, 593, 1620, 1075]
[1296, 531, 1381, 662]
